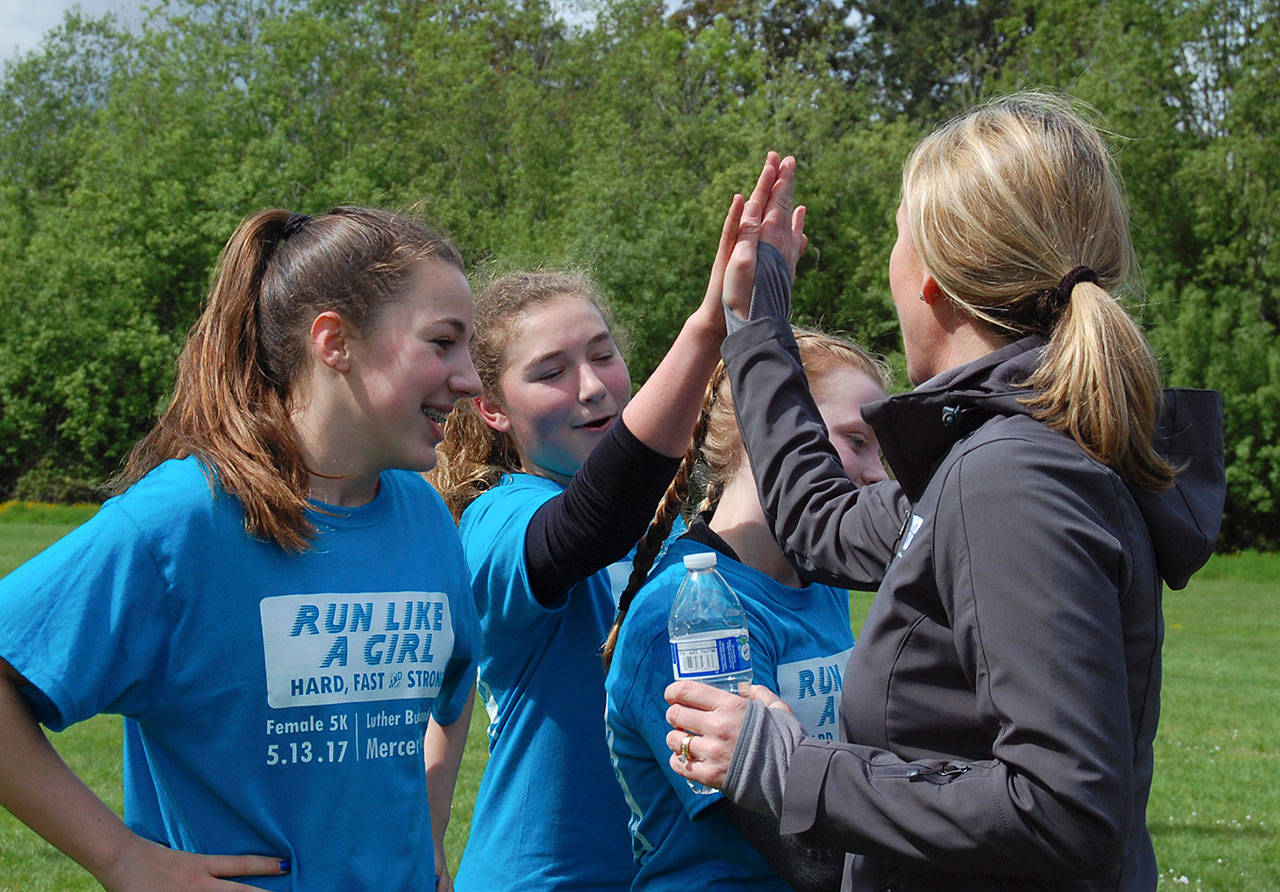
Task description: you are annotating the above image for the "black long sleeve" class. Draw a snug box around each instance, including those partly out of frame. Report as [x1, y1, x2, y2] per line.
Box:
[524, 419, 679, 606]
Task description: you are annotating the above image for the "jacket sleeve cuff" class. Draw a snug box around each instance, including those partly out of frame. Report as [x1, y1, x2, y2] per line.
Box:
[780, 738, 841, 836]
[721, 314, 800, 365]
[723, 697, 806, 819]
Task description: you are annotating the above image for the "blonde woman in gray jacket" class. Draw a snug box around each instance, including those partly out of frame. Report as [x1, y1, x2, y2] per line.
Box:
[663, 93, 1226, 891]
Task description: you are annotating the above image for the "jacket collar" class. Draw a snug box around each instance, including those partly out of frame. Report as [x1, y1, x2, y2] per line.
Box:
[863, 337, 1225, 588]
[864, 336, 1046, 501]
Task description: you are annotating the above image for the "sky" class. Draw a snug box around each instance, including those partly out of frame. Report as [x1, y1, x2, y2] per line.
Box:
[1, 0, 145, 66]
[0, 1, 598, 67]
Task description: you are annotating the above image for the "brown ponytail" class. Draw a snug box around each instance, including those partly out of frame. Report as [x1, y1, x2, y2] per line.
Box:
[112, 207, 463, 550]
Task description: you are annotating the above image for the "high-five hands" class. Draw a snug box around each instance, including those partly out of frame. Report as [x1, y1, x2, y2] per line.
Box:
[723, 153, 806, 328]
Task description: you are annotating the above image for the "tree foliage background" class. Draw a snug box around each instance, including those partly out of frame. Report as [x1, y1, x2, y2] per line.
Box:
[1, 0, 1276, 550]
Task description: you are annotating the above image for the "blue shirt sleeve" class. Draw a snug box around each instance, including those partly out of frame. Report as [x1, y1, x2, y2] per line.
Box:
[0, 499, 174, 731]
[461, 476, 561, 631]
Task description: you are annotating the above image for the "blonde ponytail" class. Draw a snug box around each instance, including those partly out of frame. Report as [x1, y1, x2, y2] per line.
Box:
[902, 91, 1175, 491]
[1023, 280, 1172, 490]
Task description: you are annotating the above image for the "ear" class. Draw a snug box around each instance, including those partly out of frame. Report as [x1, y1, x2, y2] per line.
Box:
[473, 393, 511, 433]
[920, 275, 944, 306]
[311, 311, 351, 373]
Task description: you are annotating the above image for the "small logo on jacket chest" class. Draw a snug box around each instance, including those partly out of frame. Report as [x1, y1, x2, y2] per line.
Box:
[897, 514, 924, 557]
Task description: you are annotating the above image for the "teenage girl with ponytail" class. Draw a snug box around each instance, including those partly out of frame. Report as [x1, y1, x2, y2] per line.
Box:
[0, 207, 483, 890]
[664, 92, 1227, 890]
[602, 330, 901, 890]
[427, 156, 801, 890]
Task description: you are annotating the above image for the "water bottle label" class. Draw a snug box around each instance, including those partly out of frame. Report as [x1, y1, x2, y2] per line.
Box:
[670, 630, 751, 680]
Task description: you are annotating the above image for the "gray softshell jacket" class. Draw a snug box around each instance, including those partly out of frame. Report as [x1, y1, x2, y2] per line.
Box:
[722, 317, 1226, 892]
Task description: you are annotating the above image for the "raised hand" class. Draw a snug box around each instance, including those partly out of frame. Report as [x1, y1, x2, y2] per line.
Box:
[691, 190, 749, 340]
[727, 154, 783, 327]
[617, 156, 773, 459]
[759, 154, 806, 278]
[722, 153, 804, 327]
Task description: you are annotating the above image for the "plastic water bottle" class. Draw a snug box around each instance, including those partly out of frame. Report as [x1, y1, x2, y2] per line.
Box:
[668, 552, 752, 694]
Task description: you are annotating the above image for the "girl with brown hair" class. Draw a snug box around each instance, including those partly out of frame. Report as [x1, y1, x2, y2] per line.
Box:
[0, 207, 483, 889]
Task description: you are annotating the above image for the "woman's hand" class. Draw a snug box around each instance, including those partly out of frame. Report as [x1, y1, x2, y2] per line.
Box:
[620, 154, 781, 456]
[693, 154, 780, 338]
[663, 680, 792, 790]
[0, 666, 285, 892]
[723, 153, 804, 323]
[758, 154, 807, 277]
[690, 192, 744, 340]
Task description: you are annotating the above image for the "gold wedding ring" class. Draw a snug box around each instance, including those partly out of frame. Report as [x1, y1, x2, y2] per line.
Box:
[679, 733, 694, 763]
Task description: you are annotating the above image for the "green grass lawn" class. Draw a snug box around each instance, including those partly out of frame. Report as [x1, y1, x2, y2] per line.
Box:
[0, 519, 1276, 889]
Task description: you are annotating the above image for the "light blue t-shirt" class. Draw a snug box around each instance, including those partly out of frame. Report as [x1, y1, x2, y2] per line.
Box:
[604, 535, 855, 889]
[455, 473, 635, 891]
[0, 457, 478, 890]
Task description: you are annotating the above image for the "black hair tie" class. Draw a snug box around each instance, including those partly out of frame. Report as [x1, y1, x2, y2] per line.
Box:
[282, 213, 312, 240]
[1054, 265, 1099, 303]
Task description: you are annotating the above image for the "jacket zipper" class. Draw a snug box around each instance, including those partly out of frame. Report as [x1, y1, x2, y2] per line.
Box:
[869, 762, 971, 784]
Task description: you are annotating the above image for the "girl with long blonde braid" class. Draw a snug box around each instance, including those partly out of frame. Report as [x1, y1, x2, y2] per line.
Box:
[603, 331, 903, 890]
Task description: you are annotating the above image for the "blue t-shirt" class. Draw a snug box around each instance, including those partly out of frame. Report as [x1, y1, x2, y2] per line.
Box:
[604, 536, 855, 889]
[0, 457, 478, 890]
[455, 473, 635, 891]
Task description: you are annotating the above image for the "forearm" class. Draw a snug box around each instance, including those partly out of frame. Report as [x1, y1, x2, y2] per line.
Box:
[621, 308, 723, 457]
[425, 693, 474, 859]
[722, 317, 905, 588]
[525, 420, 679, 599]
[721, 692, 1125, 879]
[0, 673, 134, 883]
[780, 740, 1123, 878]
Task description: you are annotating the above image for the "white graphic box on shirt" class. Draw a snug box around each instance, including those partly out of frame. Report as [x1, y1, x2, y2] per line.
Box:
[260, 591, 455, 709]
[776, 646, 854, 740]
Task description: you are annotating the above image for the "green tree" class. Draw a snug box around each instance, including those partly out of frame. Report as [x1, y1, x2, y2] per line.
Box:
[0, 0, 1275, 549]
[848, 0, 1034, 120]
[996, 0, 1280, 548]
